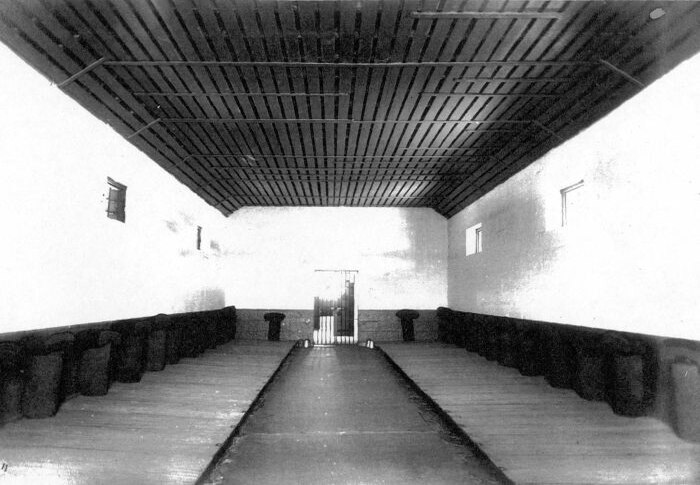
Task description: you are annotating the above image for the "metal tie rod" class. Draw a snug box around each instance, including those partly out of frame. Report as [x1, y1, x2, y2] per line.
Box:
[422, 92, 561, 98]
[217, 195, 438, 201]
[212, 168, 473, 173]
[187, 153, 486, 162]
[126, 118, 162, 139]
[134, 91, 350, 97]
[104, 60, 595, 68]
[57, 57, 106, 88]
[598, 59, 645, 88]
[161, 118, 532, 124]
[220, 176, 458, 182]
[411, 11, 563, 19]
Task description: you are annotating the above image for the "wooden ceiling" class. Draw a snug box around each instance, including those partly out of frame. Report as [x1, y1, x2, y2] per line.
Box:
[1, 1, 699, 217]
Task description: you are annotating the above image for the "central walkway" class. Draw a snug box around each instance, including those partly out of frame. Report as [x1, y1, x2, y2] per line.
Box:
[205, 346, 507, 484]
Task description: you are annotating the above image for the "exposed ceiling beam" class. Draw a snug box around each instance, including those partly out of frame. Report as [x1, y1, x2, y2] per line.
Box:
[6, 0, 691, 216]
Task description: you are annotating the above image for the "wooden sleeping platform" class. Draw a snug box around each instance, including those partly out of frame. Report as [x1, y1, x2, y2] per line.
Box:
[381, 343, 700, 485]
[0, 340, 294, 484]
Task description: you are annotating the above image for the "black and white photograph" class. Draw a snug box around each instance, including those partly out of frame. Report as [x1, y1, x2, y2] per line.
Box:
[0, 0, 699, 483]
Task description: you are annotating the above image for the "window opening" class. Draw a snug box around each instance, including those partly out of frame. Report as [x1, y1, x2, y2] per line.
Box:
[106, 178, 126, 222]
[561, 180, 584, 227]
[466, 223, 483, 256]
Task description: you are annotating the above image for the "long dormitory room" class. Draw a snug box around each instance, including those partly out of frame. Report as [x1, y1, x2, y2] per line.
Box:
[1, 1, 699, 484]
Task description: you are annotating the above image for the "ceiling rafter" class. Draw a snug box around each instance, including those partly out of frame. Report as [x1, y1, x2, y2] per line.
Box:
[1, 0, 697, 216]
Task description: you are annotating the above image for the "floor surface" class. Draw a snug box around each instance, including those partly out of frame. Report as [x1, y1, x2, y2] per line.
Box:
[206, 345, 507, 485]
[0, 341, 294, 484]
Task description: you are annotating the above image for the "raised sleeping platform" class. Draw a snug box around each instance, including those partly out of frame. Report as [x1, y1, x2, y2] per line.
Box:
[380, 308, 700, 484]
[0, 308, 295, 484]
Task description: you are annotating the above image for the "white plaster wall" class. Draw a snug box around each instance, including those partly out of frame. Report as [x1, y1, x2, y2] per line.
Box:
[0, 44, 229, 332]
[220, 206, 447, 309]
[448, 52, 700, 341]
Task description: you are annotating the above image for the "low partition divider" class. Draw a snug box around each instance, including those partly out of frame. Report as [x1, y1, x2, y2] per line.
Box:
[436, 307, 700, 443]
[0, 306, 237, 426]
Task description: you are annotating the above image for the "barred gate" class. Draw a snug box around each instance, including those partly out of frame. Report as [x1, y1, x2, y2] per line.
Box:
[313, 270, 358, 345]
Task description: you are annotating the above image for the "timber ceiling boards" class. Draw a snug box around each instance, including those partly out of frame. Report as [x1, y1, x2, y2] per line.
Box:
[0, 1, 698, 217]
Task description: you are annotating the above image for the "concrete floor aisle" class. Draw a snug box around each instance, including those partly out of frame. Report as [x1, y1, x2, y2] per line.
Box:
[204, 346, 508, 485]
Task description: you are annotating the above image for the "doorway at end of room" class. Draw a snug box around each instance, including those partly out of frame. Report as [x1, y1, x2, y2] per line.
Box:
[313, 269, 358, 345]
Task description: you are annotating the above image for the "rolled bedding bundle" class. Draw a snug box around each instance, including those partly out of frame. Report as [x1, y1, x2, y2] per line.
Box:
[671, 357, 700, 442]
[264, 312, 285, 342]
[602, 332, 648, 416]
[20, 332, 74, 418]
[165, 318, 184, 365]
[436, 307, 454, 344]
[395, 309, 419, 342]
[0, 341, 25, 423]
[110, 320, 148, 383]
[77, 329, 121, 396]
[543, 326, 575, 389]
[145, 315, 169, 372]
[571, 331, 606, 401]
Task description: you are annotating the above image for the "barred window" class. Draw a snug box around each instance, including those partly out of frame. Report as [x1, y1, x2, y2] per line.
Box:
[106, 178, 126, 222]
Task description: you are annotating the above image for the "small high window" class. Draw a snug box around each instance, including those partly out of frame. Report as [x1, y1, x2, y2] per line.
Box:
[561, 180, 584, 227]
[196, 226, 202, 250]
[106, 178, 126, 222]
[466, 223, 483, 256]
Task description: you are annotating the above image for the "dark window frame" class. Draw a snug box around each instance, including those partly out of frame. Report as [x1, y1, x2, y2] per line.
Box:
[560, 179, 584, 227]
[106, 177, 126, 222]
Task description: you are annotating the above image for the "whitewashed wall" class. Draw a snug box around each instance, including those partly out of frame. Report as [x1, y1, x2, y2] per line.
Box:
[220, 206, 448, 309]
[448, 52, 700, 341]
[0, 44, 229, 332]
